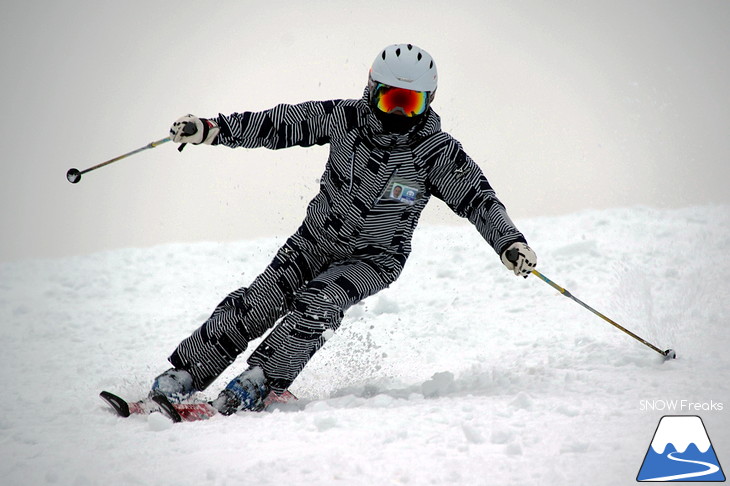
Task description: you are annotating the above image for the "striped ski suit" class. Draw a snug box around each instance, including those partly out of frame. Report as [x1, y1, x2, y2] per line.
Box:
[169, 91, 527, 394]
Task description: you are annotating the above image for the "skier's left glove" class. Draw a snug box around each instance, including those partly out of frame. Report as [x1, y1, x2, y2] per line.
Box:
[501, 242, 537, 278]
[169, 114, 220, 145]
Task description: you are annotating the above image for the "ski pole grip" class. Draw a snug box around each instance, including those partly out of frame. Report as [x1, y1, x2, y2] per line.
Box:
[183, 122, 198, 136]
[177, 122, 199, 152]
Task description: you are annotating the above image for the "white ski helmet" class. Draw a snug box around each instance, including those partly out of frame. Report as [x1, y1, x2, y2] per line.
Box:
[369, 44, 438, 94]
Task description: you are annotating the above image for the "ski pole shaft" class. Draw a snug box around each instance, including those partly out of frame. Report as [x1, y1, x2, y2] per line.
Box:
[66, 122, 197, 184]
[531, 268, 674, 359]
[66, 137, 170, 184]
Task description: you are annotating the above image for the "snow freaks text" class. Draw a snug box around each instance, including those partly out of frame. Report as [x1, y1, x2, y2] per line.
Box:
[640, 400, 724, 412]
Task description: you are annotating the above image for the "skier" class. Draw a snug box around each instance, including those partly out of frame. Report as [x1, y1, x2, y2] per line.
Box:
[152, 43, 537, 414]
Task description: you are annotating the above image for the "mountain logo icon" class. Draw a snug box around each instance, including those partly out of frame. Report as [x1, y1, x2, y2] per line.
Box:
[637, 415, 726, 482]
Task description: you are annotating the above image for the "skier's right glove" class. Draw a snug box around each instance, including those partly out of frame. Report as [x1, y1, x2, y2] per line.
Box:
[501, 242, 537, 278]
[169, 114, 220, 145]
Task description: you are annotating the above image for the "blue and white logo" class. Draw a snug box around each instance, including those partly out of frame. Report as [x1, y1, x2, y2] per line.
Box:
[637, 415, 725, 482]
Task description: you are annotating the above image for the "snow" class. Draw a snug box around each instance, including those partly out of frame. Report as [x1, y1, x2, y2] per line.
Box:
[1, 205, 728, 485]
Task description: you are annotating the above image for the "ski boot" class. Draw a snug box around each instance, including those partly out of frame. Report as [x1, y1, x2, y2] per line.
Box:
[149, 368, 196, 403]
[211, 366, 270, 415]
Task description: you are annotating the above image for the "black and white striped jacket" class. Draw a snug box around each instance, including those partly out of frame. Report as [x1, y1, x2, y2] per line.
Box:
[212, 90, 526, 268]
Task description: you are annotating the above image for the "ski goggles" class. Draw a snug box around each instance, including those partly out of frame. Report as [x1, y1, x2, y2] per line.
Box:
[372, 83, 430, 117]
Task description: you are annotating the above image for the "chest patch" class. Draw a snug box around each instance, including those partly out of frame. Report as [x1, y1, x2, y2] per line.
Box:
[381, 173, 423, 207]
[389, 183, 418, 205]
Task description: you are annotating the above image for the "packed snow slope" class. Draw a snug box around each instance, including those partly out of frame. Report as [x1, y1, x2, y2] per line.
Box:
[1, 206, 728, 486]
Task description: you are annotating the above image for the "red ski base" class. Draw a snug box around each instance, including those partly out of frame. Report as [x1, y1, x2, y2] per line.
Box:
[100, 390, 297, 422]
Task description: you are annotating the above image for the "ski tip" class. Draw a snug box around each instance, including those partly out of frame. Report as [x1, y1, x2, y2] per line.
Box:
[100, 391, 131, 417]
[150, 394, 183, 423]
[663, 348, 677, 360]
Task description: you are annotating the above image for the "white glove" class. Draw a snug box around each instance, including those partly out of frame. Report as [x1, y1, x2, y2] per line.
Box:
[501, 242, 537, 278]
[169, 114, 220, 145]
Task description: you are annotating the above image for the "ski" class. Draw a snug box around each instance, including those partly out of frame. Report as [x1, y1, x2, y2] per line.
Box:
[99, 390, 297, 422]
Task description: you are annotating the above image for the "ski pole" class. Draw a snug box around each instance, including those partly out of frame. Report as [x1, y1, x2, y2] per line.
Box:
[66, 123, 197, 184]
[530, 267, 676, 360]
[506, 246, 676, 360]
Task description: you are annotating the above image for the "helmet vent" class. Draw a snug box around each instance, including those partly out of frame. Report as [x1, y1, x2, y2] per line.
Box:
[407, 44, 413, 50]
[429, 60, 434, 69]
[417, 52, 422, 61]
[381, 51, 386, 60]
[395, 47, 401, 56]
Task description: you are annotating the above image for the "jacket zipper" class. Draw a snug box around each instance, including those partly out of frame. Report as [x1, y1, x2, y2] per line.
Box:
[348, 138, 364, 194]
[348, 152, 355, 193]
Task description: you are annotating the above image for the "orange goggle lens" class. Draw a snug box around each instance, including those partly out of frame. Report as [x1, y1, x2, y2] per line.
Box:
[373, 83, 429, 117]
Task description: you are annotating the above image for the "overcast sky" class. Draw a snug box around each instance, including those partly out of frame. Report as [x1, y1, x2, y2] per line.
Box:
[1, 0, 728, 262]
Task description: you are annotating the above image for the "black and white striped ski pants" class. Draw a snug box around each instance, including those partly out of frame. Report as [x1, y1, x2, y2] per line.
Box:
[169, 229, 402, 393]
